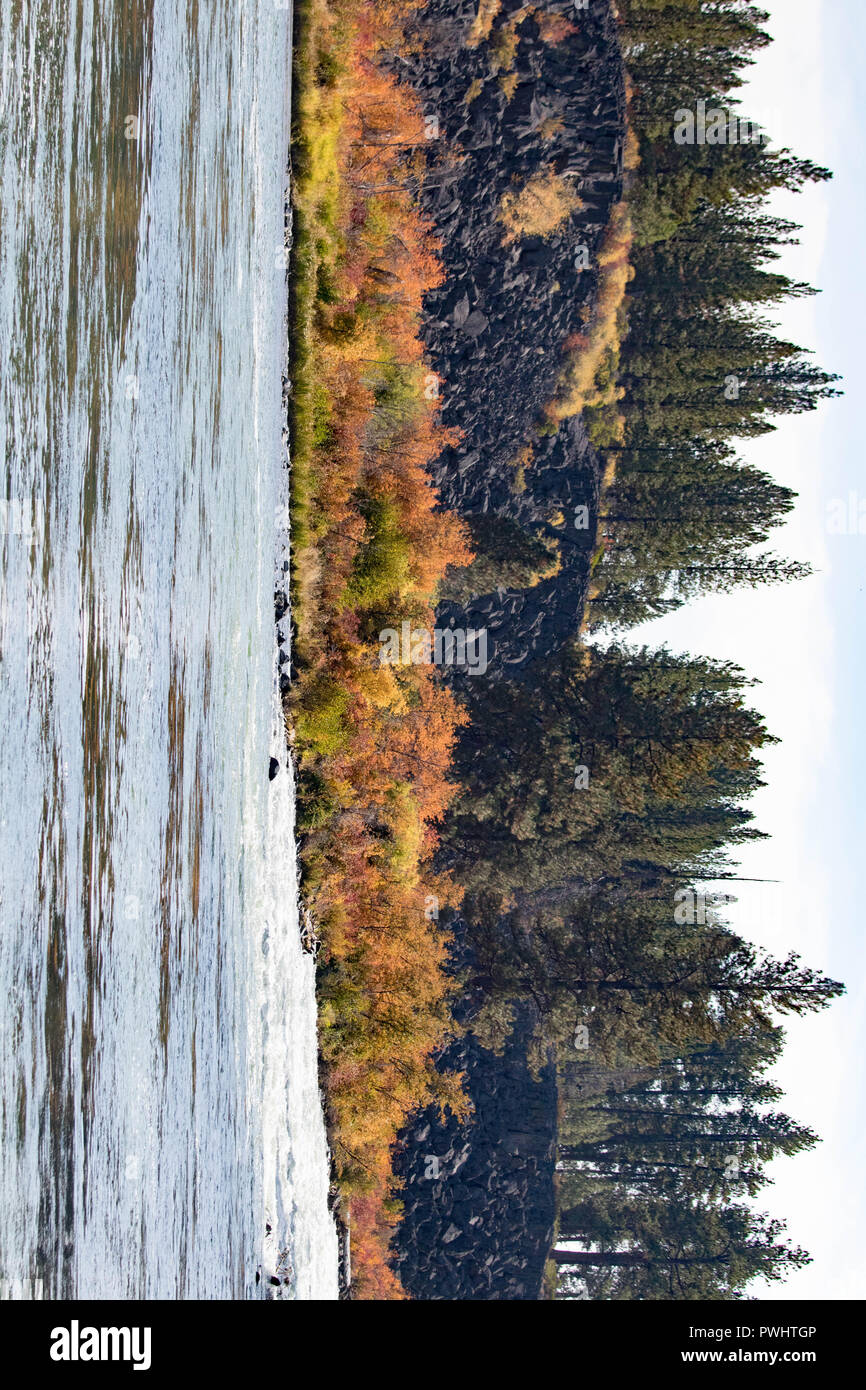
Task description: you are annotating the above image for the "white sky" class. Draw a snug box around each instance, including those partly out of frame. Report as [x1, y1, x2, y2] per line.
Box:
[621, 0, 866, 1300]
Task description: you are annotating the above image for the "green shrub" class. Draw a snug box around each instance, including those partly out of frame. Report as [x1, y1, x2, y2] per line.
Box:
[296, 677, 351, 756]
[341, 494, 411, 610]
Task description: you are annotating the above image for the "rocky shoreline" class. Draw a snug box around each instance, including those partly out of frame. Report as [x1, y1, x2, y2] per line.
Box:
[401, 0, 626, 676]
[388, 0, 626, 1297]
[392, 998, 558, 1300]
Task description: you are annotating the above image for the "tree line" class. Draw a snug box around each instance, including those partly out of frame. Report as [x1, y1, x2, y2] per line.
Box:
[439, 637, 842, 1296]
[588, 0, 839, 631]
[433, 0, 842, 1300]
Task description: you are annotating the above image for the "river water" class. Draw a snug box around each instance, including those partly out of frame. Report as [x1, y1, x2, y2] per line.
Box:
[0, 0, 338, 1299]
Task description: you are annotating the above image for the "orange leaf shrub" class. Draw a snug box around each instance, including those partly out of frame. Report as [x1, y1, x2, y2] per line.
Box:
[291, 0, 473, 1298]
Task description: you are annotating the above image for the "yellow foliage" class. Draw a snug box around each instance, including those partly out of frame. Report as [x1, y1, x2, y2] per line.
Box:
[466, 0, 502, 48]
[538, 115, 565, 141]
[382, 783, 424, 883]
[355, 662, 408, 713]
[498, 168, 583, 245]
[489, 22, 520, 73]
[545, 200, 634, 422]
[508, 442, 534, 495]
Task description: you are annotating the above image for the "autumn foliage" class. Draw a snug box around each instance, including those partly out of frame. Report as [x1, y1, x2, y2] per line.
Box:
[497, 166, 584, 245]
[289, 0, 472, 1297]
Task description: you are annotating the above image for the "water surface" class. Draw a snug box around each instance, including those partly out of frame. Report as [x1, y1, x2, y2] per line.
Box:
[0, 0, 338, 1299]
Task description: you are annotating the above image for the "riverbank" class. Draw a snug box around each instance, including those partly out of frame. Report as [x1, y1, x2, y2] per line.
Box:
[285, 0, 472, 1298]
[286, 0, 634, 1299]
